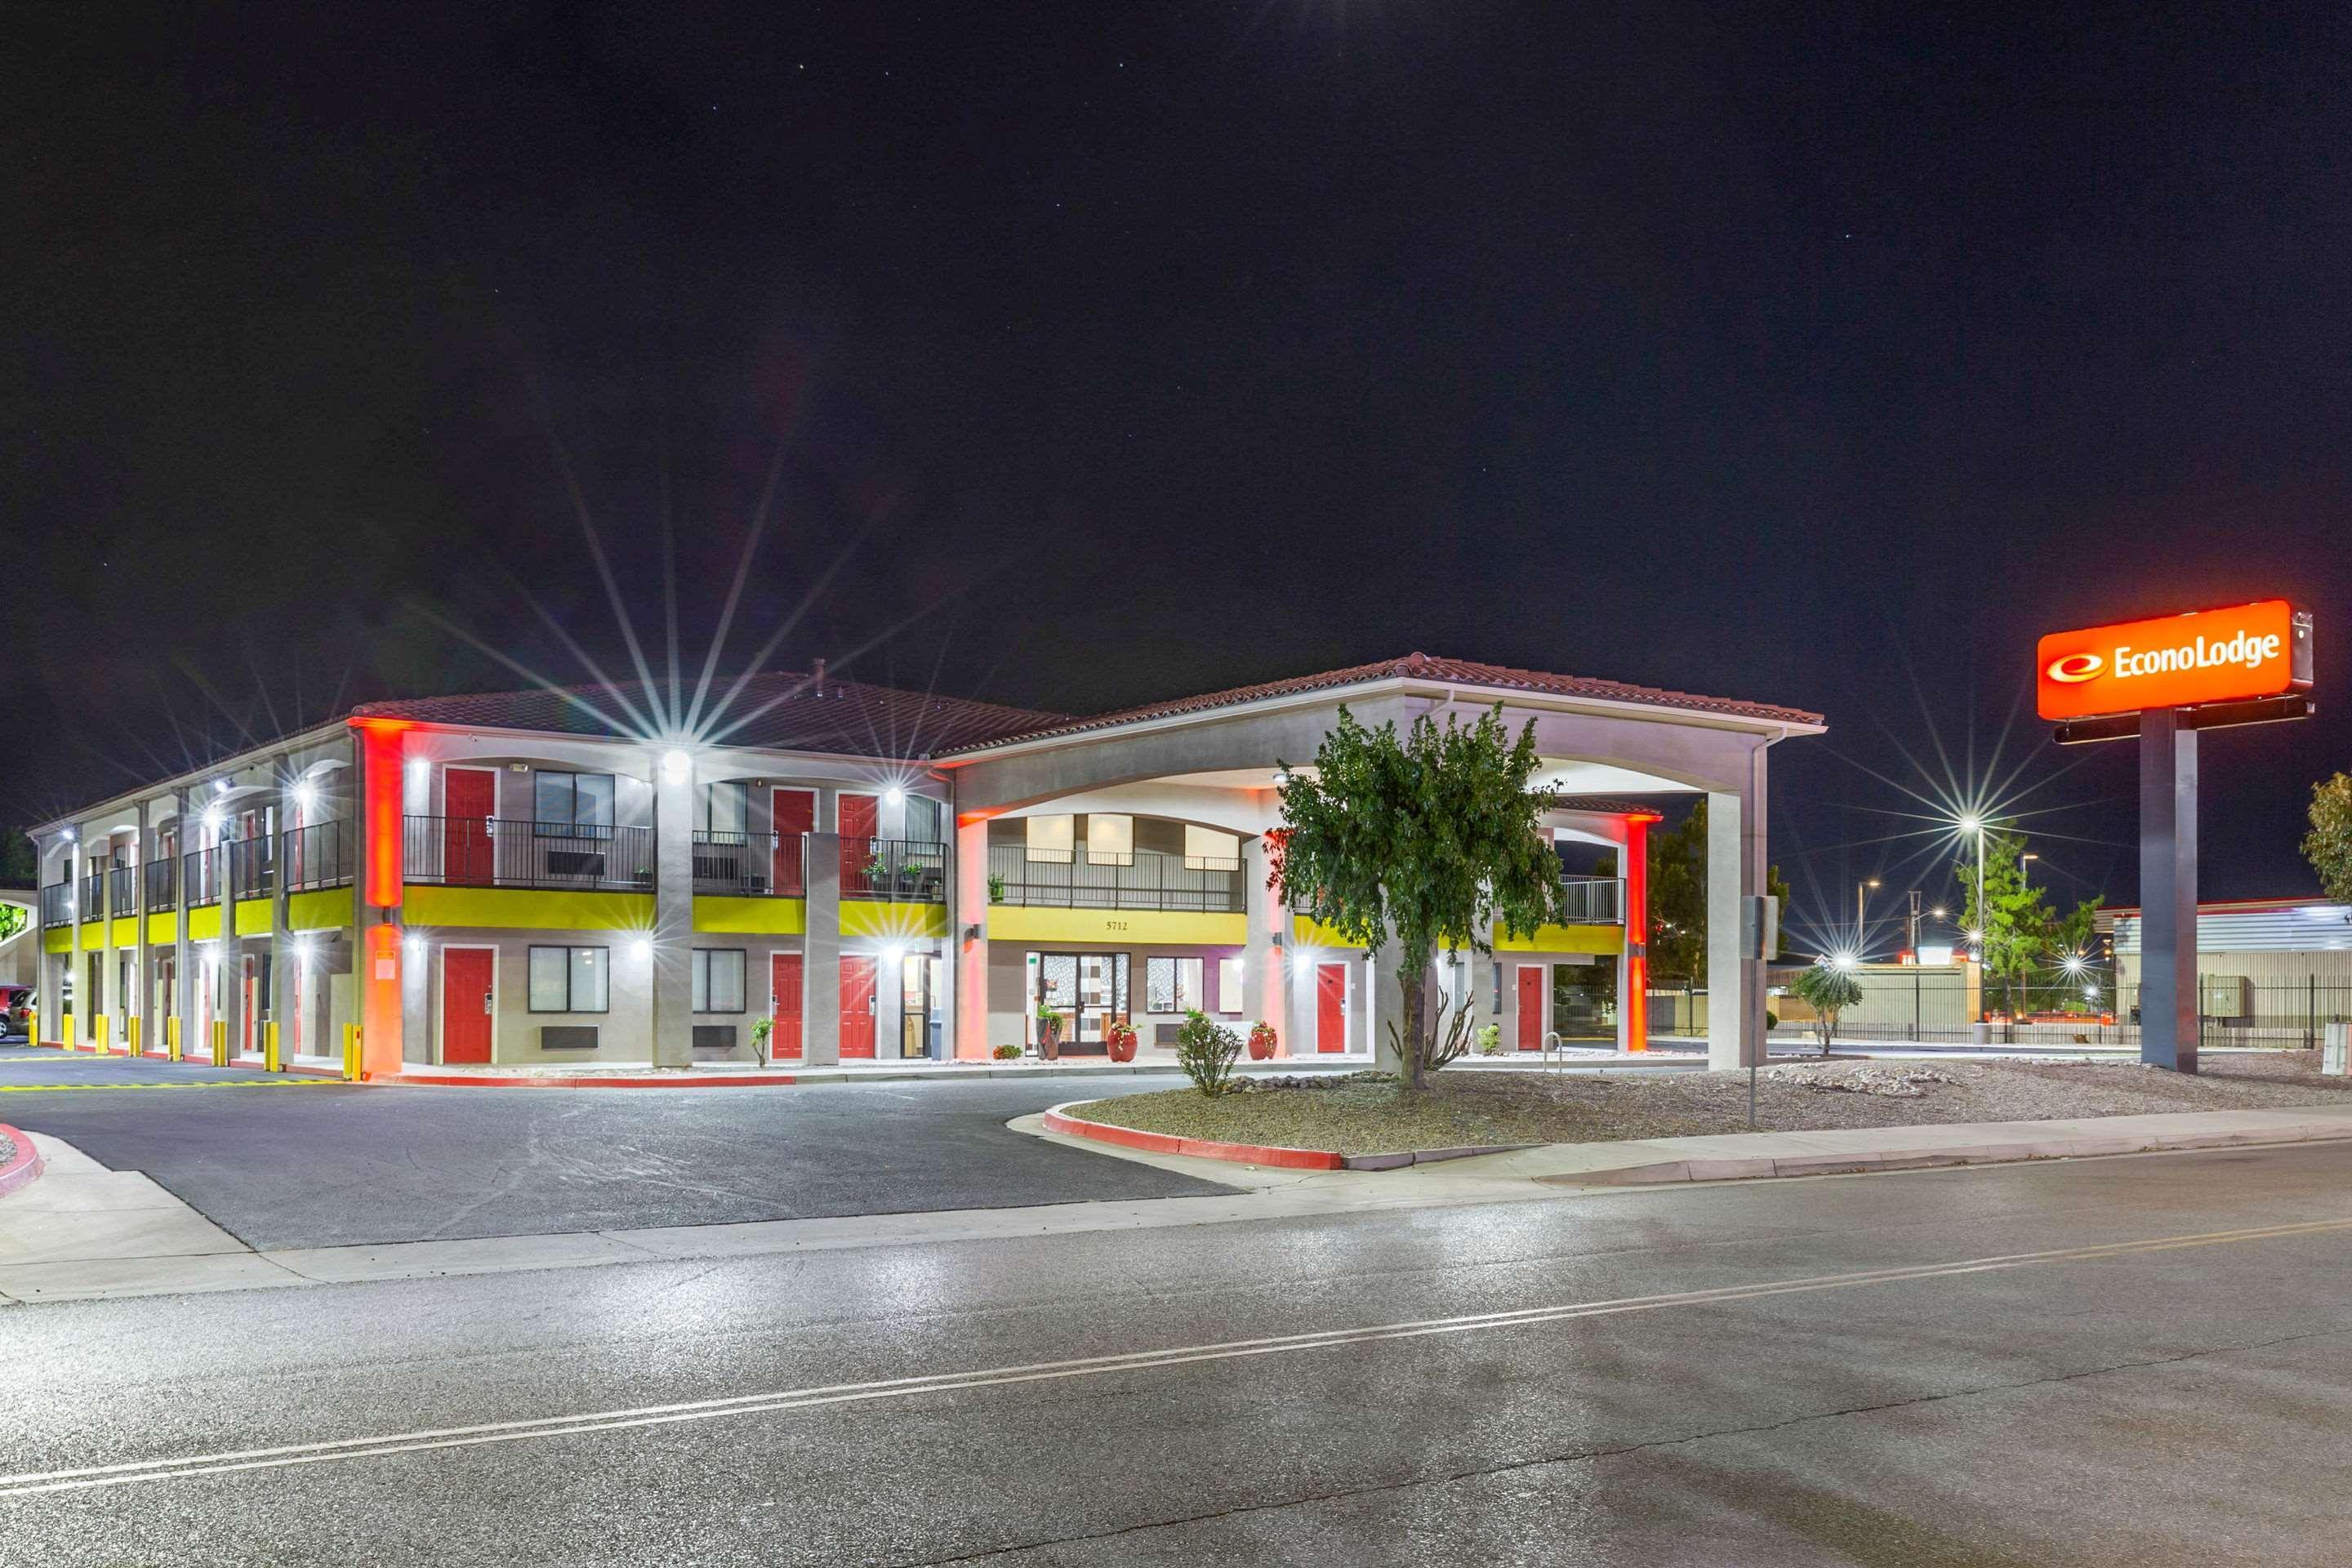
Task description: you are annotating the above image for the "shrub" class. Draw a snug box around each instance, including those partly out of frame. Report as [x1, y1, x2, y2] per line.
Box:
[750, 1016, 774, 1066]
[992, 1042, 1022, 1060]
[1175, 1009, 1244, 1096]
[1477, 1023, 1502, 1055]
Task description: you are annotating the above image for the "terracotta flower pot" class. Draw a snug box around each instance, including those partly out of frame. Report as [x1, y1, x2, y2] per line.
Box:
[1039, 1022, 1062, 1061]
[1247, 1024, 1277, 1060]
[1104, 1024, 1138, 1063]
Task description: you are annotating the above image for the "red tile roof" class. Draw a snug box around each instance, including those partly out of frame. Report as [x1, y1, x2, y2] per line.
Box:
[350, 673, 1068, 760]
[944, 652, 1822, 752]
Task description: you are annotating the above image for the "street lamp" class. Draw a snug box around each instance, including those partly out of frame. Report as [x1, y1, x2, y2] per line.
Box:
[2020, 850, 2039, 888]
[1856, 879, 1879, 947]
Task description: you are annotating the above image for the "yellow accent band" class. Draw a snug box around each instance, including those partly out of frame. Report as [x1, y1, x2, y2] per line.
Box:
[839, 900, 952, 939]
[402, 885, 656, 932]
[110, 916, 138, 947]
[287, 889, 350, 932]
[693, 896, 808, 935]
[988, 906, 1246, 946]
[78, 921, 105, 949]
[146, 912, 178, 944]
[187, 905, 223, 941]
[1491, 921, 1625, 956]
[44, 928, 69, 954]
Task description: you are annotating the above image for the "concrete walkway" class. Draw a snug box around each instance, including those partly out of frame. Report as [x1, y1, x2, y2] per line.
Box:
[11, 1104, 2352, 1305]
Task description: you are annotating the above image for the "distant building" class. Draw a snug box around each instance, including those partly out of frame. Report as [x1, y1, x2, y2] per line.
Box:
[2105, 897, 2352, 1035]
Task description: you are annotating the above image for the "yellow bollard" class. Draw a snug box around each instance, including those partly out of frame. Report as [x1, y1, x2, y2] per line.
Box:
[27, 1009, 37, 1049]
[62, 1014, 74, 1051]
[167, 1015, 181, 1062]
[264, 1021, 281, 1073]
[96, 1014, 109, 1054]
[129, 1015, 141, 1056]
[341, 1022, 362, 1081]
[212, 1019, 229, 1068]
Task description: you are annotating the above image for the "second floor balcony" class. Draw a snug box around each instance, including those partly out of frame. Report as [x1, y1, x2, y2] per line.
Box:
[80, 870, 105, 920]
[108, 865, 135, 918]
[693, 831, 807, 898]
[40, 881, 72, 929]
[403, 816, 653, 892]
[844, 838, 947, 902]
[228, 837, 274, 901]
[1557, 874, 1625, 924]
[988, 844, 1245, 913]
[281, 820, 352, 893]
[145, 857, 176, 912]
[185, 847, 220, 906]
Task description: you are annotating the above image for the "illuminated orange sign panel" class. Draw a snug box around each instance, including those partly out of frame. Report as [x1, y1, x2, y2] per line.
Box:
[2036, 600, 2312, 721]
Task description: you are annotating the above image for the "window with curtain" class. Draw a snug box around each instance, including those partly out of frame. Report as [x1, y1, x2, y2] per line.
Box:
[693, 949, 746, 1013]
[535, 773, 616, 837]
[902, 793, 944, 844]
[1184, 825, 1241, 871]
[528, 946, 608, 1012]
[1218, 956, 1245, 1014]
[697, 781, 748, 836]
[1026, 814, 1074, 865]
[1085, 813, 1134, 866]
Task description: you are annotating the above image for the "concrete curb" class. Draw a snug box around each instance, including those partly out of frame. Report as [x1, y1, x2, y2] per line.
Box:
[0, 1123, 47, 1200]
[374, 1060, 1370, 1090]
[1041, 1101, 1533, 1172]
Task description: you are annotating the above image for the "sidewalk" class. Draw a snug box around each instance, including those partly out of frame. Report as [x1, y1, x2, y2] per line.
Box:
[8, 1104, 2352, 1304]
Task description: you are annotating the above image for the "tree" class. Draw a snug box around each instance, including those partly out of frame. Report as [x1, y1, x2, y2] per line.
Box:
[1953, 827, 2104, 1015]
[1788, 961, 1864, 1055]
[1272, 704, 1568, 1090]
[1644, 800, 1792, 981]
[0, 827, 33, 886]
[2305, 773, 2352, 905]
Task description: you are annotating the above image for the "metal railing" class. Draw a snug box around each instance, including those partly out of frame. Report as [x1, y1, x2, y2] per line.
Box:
[39, 882, 72, 929]
[145, 857, 176, 913]
[108, 865, 135, 918]
[403, 816, 654, 891]
[845, 838, 948, 902]
[1557, 875, 1625, 924]
[280, 820, 352, 893]
[987, 844, 1243, 912]
[80, 871, 105, 920]
[228, 837, 273, 900]
[692, 831, 806, 897]
[184, 847, 220, 906]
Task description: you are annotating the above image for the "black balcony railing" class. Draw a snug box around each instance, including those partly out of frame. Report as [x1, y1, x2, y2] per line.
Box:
[145, 857, 176, 913]
[108, 865, 135, 918]
[987, 845, 1244, 912]
[228, 837, 273, 901]
[281, 820, 352, 893]
[185, 847, 220, 906]
[403, 816, 654, 891]
[844, 838, 948, 902]
[1557, 875, 1625, 925]
[39, 882, 72, 929]
[693, 831, 806, 897]
[80, 871, 105, 920]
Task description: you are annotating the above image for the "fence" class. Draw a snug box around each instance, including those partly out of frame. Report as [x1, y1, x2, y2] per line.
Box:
[693, 831, 806, 897]
[845, 838, 948, 902]
[1766, 969, 2352, 1049]
[987, 845, 1241, 912]
[403, 817, 654, 892]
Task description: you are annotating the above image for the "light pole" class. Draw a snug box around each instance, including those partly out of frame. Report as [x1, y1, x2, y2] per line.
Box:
[2019, 850, 2038, 888]
[1907, 889, 1922, 957]
[1856, 879, 1879, 954]
[1958, 815, 1986, 960]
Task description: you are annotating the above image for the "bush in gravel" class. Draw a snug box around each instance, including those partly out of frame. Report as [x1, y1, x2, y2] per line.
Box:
[1788, 963, 1864, 1056]
[1175, 1009, 1244, 1096]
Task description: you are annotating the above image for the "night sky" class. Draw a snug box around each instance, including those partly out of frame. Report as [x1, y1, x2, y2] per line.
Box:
[9, 3, 2352, 951]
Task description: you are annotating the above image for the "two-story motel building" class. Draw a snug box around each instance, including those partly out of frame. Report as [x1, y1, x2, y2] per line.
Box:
[29, 654, 1820, 1076]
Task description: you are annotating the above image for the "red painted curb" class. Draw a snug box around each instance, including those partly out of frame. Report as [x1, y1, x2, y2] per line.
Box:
[1042, 1102, 1347, 1170]
[0, 1124, 47, 1201]
[382, 1071, 803, 1089]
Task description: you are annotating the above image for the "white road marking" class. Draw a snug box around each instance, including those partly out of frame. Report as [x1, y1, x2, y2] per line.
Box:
[5, 1213, 2349, 1499]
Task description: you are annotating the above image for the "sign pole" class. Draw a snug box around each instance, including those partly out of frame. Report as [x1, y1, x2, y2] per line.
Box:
[2138, 707, 2199, 1073]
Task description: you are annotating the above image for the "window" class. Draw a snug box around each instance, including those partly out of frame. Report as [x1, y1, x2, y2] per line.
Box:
[1145, 956, 1203, 1013]
[1184, 825, 1241, 871]
[1025, 813, 1073, 865]
[693, 949, 746, 1013]
[1218, 956, 1246, 1015]
[902, 793, 944, 844]
[534, 773, 616, 837]
[697, 782, 748, 836]
[1085, 813, 1134, 866]
[528, 946, 608, 1013]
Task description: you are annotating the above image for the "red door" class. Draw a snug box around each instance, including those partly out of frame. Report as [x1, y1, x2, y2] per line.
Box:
[1316, 964, 1347, 1054]
[443, 948, 495, 1064]
[773, 789, 814, 895]
[770, 953, 804, 1058]
[838, 794, 879, 893]
[840, 956, 877, 1058]
[242, 957, 256, 1055]
[445, 768, 496, 885]
[1517, 965, 1547, 1049]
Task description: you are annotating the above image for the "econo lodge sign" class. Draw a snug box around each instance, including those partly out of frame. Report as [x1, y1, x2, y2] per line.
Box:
[2036, 600, 2312, 721]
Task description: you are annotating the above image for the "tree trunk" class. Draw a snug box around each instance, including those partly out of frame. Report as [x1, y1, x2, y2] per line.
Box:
[1400, 969, 1427, 1091]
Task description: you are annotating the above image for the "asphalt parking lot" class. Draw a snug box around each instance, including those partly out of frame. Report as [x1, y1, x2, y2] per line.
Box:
[0, 1045, 1233, 1249]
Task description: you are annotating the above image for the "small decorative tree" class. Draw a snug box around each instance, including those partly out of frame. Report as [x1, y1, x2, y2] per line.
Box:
[750, 1016, 773, 1067]
[1272, 703, 1568, 1090]
[2304, 773, 2352, 904]
[1788, 961, 1864, 1057]
[1175, 1009, 1243, 1096]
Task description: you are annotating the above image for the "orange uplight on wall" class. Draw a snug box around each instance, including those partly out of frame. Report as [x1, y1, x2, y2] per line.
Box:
[352, 718, 412, 908]
[2035, 600, 2312, 722]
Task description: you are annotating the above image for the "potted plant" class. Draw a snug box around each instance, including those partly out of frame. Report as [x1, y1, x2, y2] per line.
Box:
[1104, 1017, 1139, 1063]
[993, 1042, 1022, 1059]
[1246, 1020, 1278, 1060]
[750, 1016, 774, 1067]
[1036, 1004, 1065, 1060]
[987, 873, 1005, 904]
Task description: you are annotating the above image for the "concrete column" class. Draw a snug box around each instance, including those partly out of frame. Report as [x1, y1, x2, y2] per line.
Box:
[98, 837, 118, 1051]
[1704, 752, 1769, 1071]
[804, 828, 842, 1065]
[952, 815, 989, 1059]
[1619, 813, 1653, 1054]
[172, 790, 191, 1057]
[133, 801, 153, 1055]
[219, 799, 244, 1062]
[650, 750, 695, 1067]
[65, 835, 82, 1045]
[354, 720, 408, 1076]
[1242, 835, 1289, 1055]
[2139, 708, 2199, 1073]
[270, 769, 295, 1058]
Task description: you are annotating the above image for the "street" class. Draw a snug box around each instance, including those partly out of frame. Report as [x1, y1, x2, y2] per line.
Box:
[6, 1138, 2352, 1565]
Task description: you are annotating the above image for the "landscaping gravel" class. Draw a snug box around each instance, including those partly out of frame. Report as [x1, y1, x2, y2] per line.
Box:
[1071, 1053, 2352, 1154]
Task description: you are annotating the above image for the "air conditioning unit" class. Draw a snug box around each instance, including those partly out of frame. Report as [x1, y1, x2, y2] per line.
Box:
[693, 1025, 739, 1052]
[540, 1025, 598, 1051]
[2200, 976, 2252, 1019]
